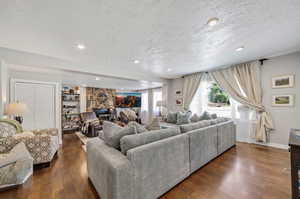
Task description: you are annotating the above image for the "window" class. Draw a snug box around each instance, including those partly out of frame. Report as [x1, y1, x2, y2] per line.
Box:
[190, 77, 232, 118]
[140, 90, 149, 123]
[152, 88, 162, 116]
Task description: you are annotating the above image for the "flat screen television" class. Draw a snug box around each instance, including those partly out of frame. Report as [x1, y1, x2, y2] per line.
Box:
[115, 92, 141, 108]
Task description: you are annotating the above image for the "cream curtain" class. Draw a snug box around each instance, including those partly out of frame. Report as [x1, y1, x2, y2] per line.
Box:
[210, 61, 273, 142]
[182, 73, 203, 110]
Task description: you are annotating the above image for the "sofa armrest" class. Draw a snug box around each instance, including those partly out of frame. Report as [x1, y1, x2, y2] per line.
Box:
[87, 138, 134, 199]
[32, 128, 59, 136]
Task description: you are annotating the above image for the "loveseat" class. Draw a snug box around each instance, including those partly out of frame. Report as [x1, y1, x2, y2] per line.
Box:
[87, 118, 236, 199]
[0, 119, 60, 165]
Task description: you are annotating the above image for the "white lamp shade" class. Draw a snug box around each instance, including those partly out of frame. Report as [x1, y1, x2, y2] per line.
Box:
[5, 102, 28, 116]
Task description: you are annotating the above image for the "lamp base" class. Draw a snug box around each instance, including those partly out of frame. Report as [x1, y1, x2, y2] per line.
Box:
[15, 116, 23, 124]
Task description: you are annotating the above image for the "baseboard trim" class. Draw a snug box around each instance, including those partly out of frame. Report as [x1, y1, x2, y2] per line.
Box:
[237, 138, 289, 150]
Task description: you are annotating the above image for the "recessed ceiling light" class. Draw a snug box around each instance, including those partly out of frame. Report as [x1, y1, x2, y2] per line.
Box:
[133, 60, 140, 64]
[167, 68, 172, 72]
[95, 77, 101, 81]
[77, 44, 86, 50]
[236, 46, 244, 52]
[207, 17, 219, 27]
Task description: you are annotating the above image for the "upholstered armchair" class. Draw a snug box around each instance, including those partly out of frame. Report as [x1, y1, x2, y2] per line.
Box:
[119, 109, 141, 124]
[80, 112, 102, 137]
[0, 120, 59, 165]
[0, 142, 33, 190]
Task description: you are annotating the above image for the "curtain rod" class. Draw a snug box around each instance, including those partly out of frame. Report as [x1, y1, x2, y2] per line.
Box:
[182, 58, 269, 78]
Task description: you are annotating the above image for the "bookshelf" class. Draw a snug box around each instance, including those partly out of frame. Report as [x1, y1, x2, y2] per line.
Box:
[62, 87, 81, 133]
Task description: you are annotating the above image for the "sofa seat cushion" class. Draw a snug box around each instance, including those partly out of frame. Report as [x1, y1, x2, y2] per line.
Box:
[120, 128, 180, 154]
[103, 121, 137, 149]
[180, 120, 211, 133]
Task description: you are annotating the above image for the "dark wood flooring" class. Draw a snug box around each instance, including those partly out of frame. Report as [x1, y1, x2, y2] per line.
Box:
[0, 134, 291, 199]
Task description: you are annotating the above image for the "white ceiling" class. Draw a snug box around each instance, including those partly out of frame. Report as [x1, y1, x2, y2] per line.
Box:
[1, 0, 300, 79]
[8, 64, 162, 90]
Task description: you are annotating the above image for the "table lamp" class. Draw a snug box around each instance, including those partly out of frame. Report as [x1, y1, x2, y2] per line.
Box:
[5, 102, 28, 124]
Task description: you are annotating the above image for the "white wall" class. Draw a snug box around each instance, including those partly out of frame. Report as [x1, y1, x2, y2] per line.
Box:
[165, 52, 300, 148]
[261, 52, 300, 146]
[166, 78, 184, 112]
[0, 60, 8, 117]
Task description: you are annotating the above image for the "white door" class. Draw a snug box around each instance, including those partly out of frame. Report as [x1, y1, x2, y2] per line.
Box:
[14, 81, 56, 130]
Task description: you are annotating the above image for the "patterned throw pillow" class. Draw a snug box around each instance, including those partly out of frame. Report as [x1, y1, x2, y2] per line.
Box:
[211, 113, 218, 119]
[190, 114, 200, 123]
[128, 121, 148, 134]
[166, 112, 177, 124]
[176, 111, 192, 125]
[0, 122, 17, 138]
[199, 111, 212, 121]
[146, 117, 161, 131]
[103, 121, 137, 149]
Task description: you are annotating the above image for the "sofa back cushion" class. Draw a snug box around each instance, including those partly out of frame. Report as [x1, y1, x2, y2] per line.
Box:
[120, 128, 180, 154]
[103, 121, 137, 149]
[180, 120, 211, 133]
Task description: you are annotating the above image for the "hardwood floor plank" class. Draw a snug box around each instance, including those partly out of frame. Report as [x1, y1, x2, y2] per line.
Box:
[0, 134, 291, 199]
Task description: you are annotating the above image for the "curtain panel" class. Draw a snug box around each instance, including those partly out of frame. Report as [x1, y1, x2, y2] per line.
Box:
[210, 61, 273, 142]
[182, 73, 203, 110]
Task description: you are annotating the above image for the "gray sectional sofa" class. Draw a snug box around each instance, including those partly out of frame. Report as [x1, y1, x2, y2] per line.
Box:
[87, 118, 236, 199]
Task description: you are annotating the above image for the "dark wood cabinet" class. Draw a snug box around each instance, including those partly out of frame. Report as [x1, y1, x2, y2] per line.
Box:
[289, 129, 300, 199]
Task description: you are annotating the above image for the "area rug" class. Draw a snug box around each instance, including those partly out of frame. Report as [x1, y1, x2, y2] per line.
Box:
[75, 132, 92, 152]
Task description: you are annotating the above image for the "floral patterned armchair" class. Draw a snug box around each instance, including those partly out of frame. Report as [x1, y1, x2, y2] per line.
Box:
[0, 120, 59, 165]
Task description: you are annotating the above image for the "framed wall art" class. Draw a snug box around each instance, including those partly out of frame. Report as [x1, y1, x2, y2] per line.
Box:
[272, 94, 294, 107]
[272, 75, 294, 88]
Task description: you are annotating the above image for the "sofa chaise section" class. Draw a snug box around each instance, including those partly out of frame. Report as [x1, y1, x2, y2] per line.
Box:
[87, 133, 190, 199]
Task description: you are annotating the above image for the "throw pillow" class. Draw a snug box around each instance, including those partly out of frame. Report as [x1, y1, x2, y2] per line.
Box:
[199, 111, 212, 121]
[166, 112, 177, 124]
[0, 122, 17, 138]
[146, 117, 161, 130]
[128, 121, 148, 134]
[190, 114, 200, 123]
[176, 111, 192, 125]
[211, 113, 217, 119]
[103, 121, 137, 149]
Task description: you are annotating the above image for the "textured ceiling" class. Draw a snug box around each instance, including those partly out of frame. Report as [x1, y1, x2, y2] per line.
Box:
[0, 0, 300, 79]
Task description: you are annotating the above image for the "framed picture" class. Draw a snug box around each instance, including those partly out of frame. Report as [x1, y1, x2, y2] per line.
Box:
[272, 95, 294, 107]
[176, 98, 183, 106]
[272, 75, 294, 88]
[175, 89, 182, 96]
